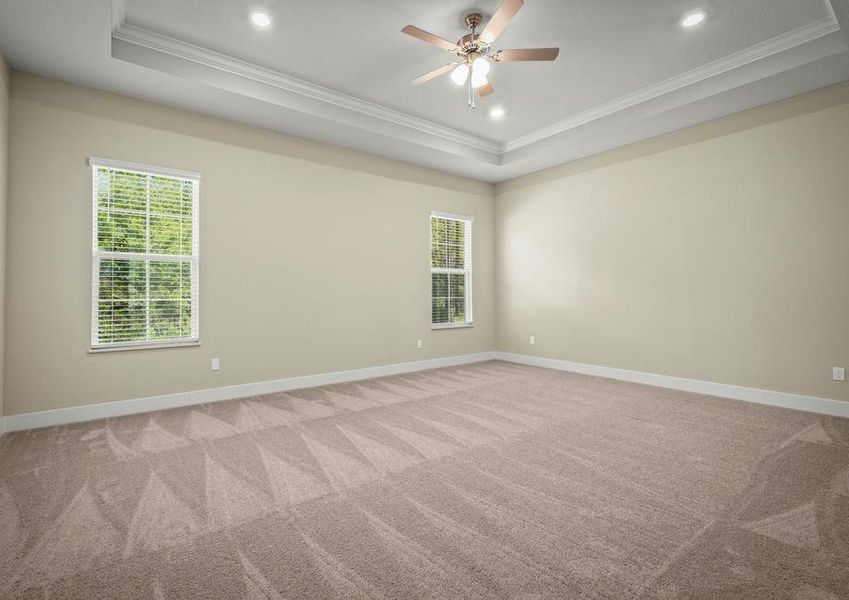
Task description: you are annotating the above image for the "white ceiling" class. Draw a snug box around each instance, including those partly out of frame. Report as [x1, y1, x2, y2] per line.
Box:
[1, 0, 848, 182]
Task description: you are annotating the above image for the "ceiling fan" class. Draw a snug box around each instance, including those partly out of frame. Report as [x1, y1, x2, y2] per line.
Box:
[401, 0, 559, 109]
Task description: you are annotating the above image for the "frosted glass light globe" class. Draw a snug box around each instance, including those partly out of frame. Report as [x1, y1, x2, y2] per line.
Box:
[472, 56, 490, 77]
[451, 63, 470, 85]
[471, 70, 488, 89]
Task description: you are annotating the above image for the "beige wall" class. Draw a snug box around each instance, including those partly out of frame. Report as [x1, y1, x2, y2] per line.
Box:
[4, 73, 495, 415]
[6, 71, 849, 417]
[0, 54, 8, 418]
[496, 82, 849, 402]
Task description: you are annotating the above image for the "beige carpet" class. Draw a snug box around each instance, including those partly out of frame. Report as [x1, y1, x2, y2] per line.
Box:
[1, 361, 848, 599]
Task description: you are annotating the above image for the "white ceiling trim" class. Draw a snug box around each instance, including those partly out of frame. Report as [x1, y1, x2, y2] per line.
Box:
[830, 0, 849, 46]
[503, 15, 842, 152]
[112, 23, 502, 156]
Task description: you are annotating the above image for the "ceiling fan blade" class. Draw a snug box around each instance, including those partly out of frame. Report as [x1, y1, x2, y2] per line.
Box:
[401, 25, 458, 51]
[409, 63, 458, 86]
[478, 82, 494, 97]
[479, 0, 524, 43]
[495, 48, 560, 62]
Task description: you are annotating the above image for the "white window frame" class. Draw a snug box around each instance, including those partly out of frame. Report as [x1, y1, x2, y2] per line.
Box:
[89, 157, 201, 352]
[430, 211, 473, 329]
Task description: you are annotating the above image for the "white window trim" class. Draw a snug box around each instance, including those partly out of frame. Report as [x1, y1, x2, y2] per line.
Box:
[430, 212, 473, 329]
[88, 340, 201, 354]
[431, 210, 474, 223]
[89, 156, 201, 181]
[90, 157, 201, 351]
[431, 322, 475, 330]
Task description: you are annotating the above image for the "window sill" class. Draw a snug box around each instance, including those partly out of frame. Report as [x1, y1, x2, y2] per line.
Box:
[431, 322, 474, 330]
[89, 340, 201, 353]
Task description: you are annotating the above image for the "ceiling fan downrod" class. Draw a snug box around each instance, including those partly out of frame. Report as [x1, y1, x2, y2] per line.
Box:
[465, 14, 481, 109]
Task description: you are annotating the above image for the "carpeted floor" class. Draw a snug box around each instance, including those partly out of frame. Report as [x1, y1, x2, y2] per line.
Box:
[1, 360, 848, 599]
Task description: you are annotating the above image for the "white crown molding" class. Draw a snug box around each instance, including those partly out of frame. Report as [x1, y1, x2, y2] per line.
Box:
[503, 16, 843, 153]
[495, 352, 849, 419]
[830, 0, 849, 46]
[112, 24, 502, 156]
[2, 352, 497, 432]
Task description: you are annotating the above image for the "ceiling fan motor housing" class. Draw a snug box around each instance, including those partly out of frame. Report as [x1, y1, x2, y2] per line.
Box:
[458, 33, 486, 56]
[458, 14, 488, 58]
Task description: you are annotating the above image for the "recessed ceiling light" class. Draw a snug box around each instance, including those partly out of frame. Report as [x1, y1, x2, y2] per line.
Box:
[680, 11, 706, 28]
[489, 106, 505, 119]
[250, 11, 272, 29]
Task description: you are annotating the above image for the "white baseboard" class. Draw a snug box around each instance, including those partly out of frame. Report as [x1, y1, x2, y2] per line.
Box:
[6, 349, 846, 434]
[495, 352, 849, 418]
[3, 351, 497, 433]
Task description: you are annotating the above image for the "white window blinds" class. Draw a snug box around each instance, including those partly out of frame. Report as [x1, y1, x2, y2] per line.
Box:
[431, 213, 473, 327]
[90, 157, 200, 349]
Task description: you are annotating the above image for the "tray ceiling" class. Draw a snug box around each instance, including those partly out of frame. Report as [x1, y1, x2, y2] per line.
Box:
[1, 0, 848, 181]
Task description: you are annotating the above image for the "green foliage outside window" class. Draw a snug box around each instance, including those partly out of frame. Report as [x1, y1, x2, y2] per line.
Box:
[94, 167, 197, 346]
[431, 216, 470, 324]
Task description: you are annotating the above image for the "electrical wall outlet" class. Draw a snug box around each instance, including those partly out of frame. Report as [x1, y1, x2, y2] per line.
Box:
[416, 339, 423, 349]
[211, 358, 220, 371]
[833, 367, 845, 382]
[529, 335, 536, 345]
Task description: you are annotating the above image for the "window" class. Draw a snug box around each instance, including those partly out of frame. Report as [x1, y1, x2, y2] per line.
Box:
[431, 213, 473, 328]
[90, 157, 200, 350]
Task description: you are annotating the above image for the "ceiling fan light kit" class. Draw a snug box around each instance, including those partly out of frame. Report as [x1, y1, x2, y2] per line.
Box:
[401, 0, 560, 109]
